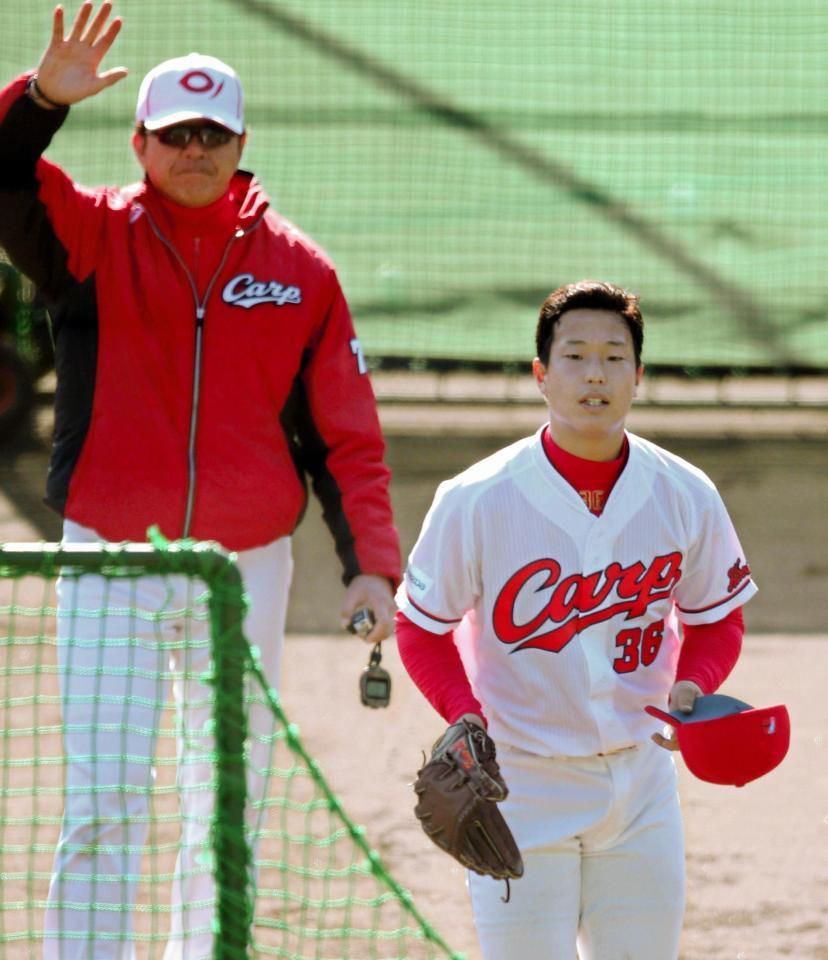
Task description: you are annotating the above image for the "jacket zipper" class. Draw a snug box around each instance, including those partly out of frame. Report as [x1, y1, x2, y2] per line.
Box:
[138, 205, 266, 538]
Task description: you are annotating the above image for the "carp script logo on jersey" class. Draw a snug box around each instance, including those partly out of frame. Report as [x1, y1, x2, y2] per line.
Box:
[492, 552, 683, 654]
[222, 273, 303, 309]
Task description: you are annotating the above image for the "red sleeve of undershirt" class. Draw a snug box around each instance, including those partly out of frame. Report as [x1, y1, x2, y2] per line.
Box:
[395, 611, 485, 724]
[675, 606, 744, 694]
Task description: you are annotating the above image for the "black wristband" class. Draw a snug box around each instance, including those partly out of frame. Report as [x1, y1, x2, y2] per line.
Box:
[28, 75, 64, 109]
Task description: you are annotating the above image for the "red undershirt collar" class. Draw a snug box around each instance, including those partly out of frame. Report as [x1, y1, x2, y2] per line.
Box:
[541, 426, 629, 515]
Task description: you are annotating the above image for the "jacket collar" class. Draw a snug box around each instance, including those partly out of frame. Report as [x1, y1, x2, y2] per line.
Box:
[124, 169, 270, 233]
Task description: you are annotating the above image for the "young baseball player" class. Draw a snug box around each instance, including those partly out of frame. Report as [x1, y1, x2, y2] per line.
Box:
[0, 3, 399, 958]
[395, 280, 757, 959]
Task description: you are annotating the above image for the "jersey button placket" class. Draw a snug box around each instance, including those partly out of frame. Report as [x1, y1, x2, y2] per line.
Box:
[579, 528, 618, 753]
[582, 527, 603, 572]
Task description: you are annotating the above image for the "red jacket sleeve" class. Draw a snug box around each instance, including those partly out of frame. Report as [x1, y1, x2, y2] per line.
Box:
[395, 611, 484, 723]
[300, 277, 400, 585]
[675, 606, 744, 694]
[0, 72, 110, 293]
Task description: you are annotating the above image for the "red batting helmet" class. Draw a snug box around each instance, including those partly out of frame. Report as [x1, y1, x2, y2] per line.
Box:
[646, 694, 790, 788]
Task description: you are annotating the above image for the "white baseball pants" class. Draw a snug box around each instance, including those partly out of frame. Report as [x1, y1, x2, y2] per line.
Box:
[467, 739, 685, 960]
[42, 519, 293, 960]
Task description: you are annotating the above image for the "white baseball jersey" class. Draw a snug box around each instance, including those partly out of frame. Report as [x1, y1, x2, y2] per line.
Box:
[396, 428, 757, 757]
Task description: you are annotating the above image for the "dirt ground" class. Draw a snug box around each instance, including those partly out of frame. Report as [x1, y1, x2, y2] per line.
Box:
[3, 394, 827, 635]
[280, 632, 828, 960]
[1, 400, 827, 958]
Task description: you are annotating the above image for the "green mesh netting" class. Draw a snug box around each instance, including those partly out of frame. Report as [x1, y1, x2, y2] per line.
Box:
[2, 0, 828, 370]
[0, 542, 463, 960]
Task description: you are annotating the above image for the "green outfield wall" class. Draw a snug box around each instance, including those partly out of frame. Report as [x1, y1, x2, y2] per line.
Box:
[3, 0, 828, 369]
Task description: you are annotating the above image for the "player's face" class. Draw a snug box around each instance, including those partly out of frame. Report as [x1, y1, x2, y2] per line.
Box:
[532, 308, 643, 461]
[131, 123, 246, 208]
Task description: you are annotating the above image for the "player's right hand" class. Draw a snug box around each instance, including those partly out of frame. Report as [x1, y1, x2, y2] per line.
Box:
[36, 2, 128, 107]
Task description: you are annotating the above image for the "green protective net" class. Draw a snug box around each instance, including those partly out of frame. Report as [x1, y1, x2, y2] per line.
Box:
[0, 542, 463, 960]
[2, 0, 828, 371]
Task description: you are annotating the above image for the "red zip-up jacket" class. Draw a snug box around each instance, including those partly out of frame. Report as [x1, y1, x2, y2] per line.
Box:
[0, 73, 400, 583]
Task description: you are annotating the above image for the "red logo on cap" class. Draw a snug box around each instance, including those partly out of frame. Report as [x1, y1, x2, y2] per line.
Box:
[179, 71, 225, 99]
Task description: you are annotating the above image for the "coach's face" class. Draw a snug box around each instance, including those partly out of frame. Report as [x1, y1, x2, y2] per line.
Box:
[532, 308, 643, 461]
[131, 123, 246, 208]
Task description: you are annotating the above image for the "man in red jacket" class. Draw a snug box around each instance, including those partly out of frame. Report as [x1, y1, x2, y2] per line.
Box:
[0, 3, 400, 957]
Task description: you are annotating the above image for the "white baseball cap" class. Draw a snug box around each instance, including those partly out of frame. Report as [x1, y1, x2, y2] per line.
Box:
[135, 53, 244, 134]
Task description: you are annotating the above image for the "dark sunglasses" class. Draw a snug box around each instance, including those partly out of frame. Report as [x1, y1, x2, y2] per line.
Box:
[148, 124, 235, 149]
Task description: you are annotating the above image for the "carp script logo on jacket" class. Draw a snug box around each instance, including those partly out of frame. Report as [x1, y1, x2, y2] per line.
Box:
[222, 273, 303, 308]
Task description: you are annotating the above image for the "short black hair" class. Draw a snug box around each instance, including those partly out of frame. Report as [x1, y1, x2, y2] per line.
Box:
[535, 280, 643, 366]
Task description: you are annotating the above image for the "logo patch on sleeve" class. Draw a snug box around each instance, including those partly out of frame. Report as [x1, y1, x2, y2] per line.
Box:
[405, 564, 432, 595]
[726, 558, 751, 593]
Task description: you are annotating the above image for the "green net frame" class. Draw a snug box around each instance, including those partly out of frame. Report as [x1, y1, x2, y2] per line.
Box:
[0, 541, 463, 960]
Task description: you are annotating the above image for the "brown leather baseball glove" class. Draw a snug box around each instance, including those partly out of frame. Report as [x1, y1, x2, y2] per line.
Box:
[413, 719, 524, 881]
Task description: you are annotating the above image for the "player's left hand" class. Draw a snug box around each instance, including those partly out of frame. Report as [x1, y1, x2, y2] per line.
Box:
[340, 574, 395, 643]
[652, 680, 704, 751]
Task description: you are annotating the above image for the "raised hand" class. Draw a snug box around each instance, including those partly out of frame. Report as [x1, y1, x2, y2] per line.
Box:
[35, 2, 128, 106]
